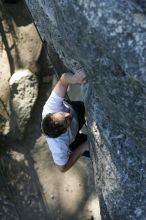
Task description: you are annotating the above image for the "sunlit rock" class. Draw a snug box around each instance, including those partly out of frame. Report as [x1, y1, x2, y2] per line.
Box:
[25, 1, 146, 219]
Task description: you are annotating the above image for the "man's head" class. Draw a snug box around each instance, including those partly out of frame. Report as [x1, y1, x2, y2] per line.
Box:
[41, 112, 72, 138]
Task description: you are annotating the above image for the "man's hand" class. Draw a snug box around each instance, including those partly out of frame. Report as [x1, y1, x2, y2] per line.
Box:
[72, 68, 87, 84]
[60, 68, 87, 86]
[53, 68, 87, 98]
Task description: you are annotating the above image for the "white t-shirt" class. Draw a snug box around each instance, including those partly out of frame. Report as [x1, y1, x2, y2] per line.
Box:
[42, 91, 79, 166]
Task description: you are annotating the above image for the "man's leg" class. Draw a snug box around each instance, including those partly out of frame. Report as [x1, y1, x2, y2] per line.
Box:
[69, 133, 90, 158]
[66, 100, 90, 157]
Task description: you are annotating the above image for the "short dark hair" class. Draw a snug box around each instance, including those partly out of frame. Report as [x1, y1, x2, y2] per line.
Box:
[41, 113, 67, 138]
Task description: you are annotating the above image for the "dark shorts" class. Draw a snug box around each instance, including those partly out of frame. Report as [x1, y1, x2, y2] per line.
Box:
[65, 100, 86, 131]
[66, 100, 90, 158]
[69, 133, 87, 151]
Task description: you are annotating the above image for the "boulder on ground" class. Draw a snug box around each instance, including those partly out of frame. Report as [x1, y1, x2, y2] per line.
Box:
[9, 69, 38, 139]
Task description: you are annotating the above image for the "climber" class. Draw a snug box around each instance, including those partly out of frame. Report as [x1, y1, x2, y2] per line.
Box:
[41, 68, 90, 172]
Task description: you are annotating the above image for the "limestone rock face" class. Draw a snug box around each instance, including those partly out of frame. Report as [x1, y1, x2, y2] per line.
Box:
[25, 0, 146, 219]
[9, 69, 38, 139]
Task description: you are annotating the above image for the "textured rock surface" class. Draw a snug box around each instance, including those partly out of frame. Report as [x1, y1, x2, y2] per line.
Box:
[25, 1, 146, 219]
[9, 69, 38, 139]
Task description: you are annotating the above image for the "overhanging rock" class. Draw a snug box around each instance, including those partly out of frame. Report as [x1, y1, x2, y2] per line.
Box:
[25, 1, 146, 219]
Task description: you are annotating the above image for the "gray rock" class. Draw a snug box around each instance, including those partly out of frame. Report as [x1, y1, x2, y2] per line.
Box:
[9, 69, 38, 139]
[25, 0, 146, 219]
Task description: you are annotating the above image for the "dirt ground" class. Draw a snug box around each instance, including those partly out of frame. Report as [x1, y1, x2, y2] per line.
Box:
[0, 1, 101, 219]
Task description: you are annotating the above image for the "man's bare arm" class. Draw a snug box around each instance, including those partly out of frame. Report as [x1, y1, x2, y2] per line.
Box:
[56, 140, 89, 173]
[53, 69, 86, 98]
